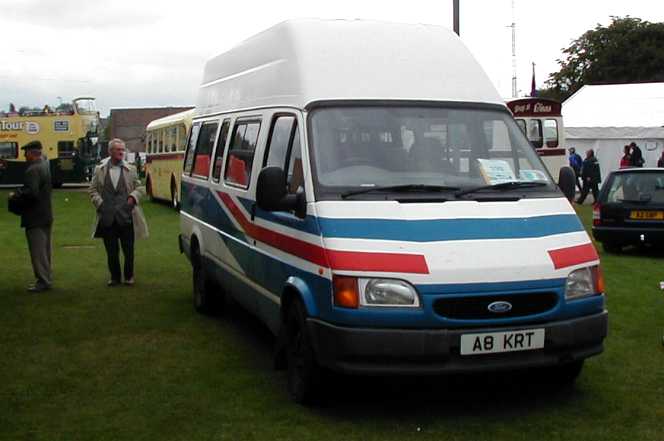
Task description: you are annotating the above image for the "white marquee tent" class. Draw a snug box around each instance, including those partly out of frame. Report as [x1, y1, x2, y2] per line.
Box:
[563, 82, 664, 178]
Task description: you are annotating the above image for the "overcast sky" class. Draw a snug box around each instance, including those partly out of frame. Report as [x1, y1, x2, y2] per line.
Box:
[1, 0, 663, 115]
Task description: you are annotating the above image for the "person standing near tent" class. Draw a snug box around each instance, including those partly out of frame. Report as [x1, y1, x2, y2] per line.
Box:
[620, 145, 632, 168]
[630, 142, 645, 167]
[568, 147, 583, 192]
[577, 149, 602, 205]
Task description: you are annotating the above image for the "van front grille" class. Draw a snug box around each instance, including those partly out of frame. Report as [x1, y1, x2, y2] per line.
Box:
[433, 292, 558, 320]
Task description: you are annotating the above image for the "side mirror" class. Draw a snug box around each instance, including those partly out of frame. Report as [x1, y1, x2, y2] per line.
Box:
[558, 166, 576, 202]
[256, 166, 306, 218]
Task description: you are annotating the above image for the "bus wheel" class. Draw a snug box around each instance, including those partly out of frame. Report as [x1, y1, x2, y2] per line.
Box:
[146, 177, 154, 202]
[171, 181, 180, 211]
[285, 299, 322, 404]
[191, 247, 223, 315]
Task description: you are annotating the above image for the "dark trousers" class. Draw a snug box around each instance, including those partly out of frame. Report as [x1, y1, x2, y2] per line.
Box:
[577, 180, 599, 204]
[25, 225, 52, 288]
[101, 222, 134, 282]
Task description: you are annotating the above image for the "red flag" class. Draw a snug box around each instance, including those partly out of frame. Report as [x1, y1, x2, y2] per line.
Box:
[530, 63, 537, 97]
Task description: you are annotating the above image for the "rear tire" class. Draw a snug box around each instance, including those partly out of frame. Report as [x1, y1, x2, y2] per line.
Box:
[192, 247, 223, 316]
[285, 299, 322, 404]
[602, 241, 622, 253]
[146, 176, 154, 202]
[171, 181, 180, 211]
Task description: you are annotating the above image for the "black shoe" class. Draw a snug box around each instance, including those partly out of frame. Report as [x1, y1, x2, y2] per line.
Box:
[107, 279, 121, 287]
[27, 284, 51, 293]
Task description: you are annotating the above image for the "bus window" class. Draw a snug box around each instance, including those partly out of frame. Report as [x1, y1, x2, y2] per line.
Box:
[145, 133, 151, 153]
[192, 122, 218, 179]
[158, 130, 164, 153]
[0, 141, 18, 159]
[183, 124, 201, 174]
[515, 119, 526, 135]
[544, 119, 559, 148]
[526, 119, 543, 148]
[225, 120, 261, 188]
[178, 124, 187, 152]
[212, 119, 231, 182]
[170, 127, 177, 152]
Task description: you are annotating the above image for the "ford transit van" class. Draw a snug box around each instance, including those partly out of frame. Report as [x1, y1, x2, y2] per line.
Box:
[179, 19, 607, 403]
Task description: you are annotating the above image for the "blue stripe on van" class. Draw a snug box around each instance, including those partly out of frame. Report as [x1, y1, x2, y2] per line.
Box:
[316, 214, 583, 242]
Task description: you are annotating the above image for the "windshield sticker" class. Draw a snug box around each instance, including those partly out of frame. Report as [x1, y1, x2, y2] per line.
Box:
[477, 159, 516, 184]
[519, 169, 549, 182]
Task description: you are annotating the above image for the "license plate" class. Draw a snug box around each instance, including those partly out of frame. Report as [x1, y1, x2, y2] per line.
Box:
[460, 329, 545, 355]
[630, 210, 664, 220]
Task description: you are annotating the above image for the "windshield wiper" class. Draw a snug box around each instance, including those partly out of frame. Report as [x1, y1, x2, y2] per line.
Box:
[454, 181, 548, 198]
[341, 184, 461, 199]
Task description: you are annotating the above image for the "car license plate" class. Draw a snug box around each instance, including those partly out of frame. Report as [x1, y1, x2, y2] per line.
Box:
[460, 329, 545, 355]
[630, 210, 664, 220]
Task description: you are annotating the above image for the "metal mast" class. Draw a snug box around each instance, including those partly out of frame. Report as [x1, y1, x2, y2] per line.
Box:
[510, 0, 517, 97]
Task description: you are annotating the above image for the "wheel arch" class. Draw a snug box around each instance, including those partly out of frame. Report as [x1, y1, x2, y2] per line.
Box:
[281, 276, 320, 321]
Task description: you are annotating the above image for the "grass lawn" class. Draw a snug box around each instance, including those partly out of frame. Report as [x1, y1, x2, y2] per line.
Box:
[1, 189, 663, 441]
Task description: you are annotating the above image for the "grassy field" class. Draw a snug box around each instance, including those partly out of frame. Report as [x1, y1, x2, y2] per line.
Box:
[1, 189, 663, 441]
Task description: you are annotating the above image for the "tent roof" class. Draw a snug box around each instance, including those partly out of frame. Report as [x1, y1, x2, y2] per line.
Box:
[563, 82, 664, 128]
[566, 126, 664, 140]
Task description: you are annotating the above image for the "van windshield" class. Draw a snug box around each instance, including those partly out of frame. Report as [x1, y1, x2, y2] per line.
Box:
[308, 105, 558, 200]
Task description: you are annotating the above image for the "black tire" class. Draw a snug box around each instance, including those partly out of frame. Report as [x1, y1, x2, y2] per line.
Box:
[146, 176, 154, 202]
[285, 299, 322, 404]
[192, 247, 223, 315]
[602, 241, 622, 254]
[549, 360, 584, 385]
[171, 181, 180, 211]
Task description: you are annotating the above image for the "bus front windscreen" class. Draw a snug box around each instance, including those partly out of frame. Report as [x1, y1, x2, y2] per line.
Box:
[308, 105, 557, 200]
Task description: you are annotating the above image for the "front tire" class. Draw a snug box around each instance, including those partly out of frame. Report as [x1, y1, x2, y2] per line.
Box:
[171, 182, 180, 211]
[285, 299, 322, 404]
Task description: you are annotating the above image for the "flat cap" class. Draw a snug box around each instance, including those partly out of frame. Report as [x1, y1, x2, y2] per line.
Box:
[21, 141, 43, 151]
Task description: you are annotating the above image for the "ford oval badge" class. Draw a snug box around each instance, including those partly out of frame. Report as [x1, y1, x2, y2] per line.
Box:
[488, 301, 513, 314]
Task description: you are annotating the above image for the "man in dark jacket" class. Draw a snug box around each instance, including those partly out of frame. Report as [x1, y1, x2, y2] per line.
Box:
[11, 141, 53, 292]
[568, 147, 583, 192]
[576, 149, 602, 205]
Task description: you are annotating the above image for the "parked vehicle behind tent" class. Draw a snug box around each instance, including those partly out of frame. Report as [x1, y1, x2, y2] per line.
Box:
[179, 19, 607, 403]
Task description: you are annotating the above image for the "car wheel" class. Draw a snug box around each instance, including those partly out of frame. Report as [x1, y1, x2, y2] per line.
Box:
[192, 248, 223, 315]
[602, 241, 622, 253]
[285, 299, 322, 404]
[548, 360, 584, 385]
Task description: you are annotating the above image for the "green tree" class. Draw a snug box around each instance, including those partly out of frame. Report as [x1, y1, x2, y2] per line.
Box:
[545, 16, 664, 101]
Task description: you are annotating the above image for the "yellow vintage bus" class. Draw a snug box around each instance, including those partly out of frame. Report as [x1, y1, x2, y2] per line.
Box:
[0, 97, 100, 187]
[145, 109, 194, 208]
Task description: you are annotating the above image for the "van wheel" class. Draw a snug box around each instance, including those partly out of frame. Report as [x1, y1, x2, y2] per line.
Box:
[192, 248, 223, 315]
[285, 299, 322, 404]
[602, 241, 622, 254]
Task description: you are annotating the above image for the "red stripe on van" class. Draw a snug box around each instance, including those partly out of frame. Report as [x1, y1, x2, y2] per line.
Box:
[547, 243, 599, 269]
[217, 191, 429, 274]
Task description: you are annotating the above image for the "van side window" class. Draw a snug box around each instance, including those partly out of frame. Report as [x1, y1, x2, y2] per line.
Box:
[224, 120, 261, 188]
[192, 122, 218, 179]
[544, 119, 558, 148]
[286, 126, 304, 194]
[183, 123, 201, 174]
[212, 119, 231, 182]
[264, 115, 296, 168]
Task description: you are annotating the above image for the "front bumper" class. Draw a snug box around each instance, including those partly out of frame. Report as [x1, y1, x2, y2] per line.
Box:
[307, 311, 608, 375]
[593, 225, 664, 244]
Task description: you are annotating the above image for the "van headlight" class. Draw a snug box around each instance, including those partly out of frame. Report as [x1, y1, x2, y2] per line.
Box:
[565, 266, 604, 300]
[358, 278, 420, 307]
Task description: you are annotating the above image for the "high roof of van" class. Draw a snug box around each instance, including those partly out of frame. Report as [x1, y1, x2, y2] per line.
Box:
[196, 19, 503, 116]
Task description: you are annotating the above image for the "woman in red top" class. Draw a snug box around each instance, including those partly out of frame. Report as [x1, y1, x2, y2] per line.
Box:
[619, 145, 631, 168]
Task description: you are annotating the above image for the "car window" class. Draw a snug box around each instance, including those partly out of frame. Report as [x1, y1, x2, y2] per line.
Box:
[607, 173, 664, 203]
[192, 122, 218, 179]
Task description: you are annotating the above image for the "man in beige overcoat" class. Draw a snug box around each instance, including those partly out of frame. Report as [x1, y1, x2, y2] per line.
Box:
[89, 139, 148, 286]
